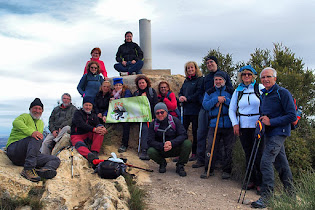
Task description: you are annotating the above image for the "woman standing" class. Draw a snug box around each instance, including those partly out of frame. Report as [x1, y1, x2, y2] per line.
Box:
[77, 61, 104, 101]
[134, 75, 158, 160]
[83, 47, 108, 80]
[179, 61, 203, 161]
[229, 65, 264, 194]
[157, 81, 179, 118]
[95, 81, 112, 123]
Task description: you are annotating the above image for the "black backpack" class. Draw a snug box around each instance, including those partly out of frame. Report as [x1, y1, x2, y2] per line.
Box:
[96, 160, 127, 179]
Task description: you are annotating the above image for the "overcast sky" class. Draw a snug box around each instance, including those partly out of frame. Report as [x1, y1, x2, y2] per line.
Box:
[0, 0, 314, 136]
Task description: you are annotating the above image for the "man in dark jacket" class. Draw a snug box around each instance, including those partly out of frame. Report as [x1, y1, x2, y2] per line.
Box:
[41, 93, 77, 154]
[114, 31, 144, 75]
[147, 103, 192, 177]
[251, 67, 297, 208]
[70, 97, 107, 165]
[193, 56, 233, 168]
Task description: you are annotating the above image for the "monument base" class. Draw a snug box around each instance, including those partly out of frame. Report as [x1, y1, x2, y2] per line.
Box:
[142, 69, 171, 75]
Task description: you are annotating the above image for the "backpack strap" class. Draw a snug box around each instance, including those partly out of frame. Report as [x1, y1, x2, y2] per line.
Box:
[154, 115, 176, 143]
[148, 87, 154, 98]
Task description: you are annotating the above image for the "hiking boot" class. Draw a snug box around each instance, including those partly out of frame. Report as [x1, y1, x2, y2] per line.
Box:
[87, 152, 99, 169]
[159, 161, 167, 173]
[172, 156, 179, 162]
[242, 182, 255, 190]
[36, 168, 57, 179]
[118, 145, 127, 153]
[139, 150, 150, 160]
[188, 154, 197, 161]
[176, 164, 187, 177]
[200, 170, 214, 179]
[251, 196, 268, 208]
[221, 172, 231, 179]
[91, 151, 99, 158]
[192, 161, 205, 168]
[21, 169, 41, 182]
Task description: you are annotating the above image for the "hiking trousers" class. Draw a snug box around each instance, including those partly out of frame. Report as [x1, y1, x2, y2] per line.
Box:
[196, 107, 209, 163]
[71, 132, 104, 159]
[6, 136, 60, 170]
[183, 115, 198, 155]
[41, 125, 71, 155]
[148, 139, 192, 165]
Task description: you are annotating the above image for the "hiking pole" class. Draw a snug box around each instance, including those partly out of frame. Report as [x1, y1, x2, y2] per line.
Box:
[70, 146, 74, 178]
[180, 103, 183, 124]
[138, 122, 143, 153]
[237, 120, 264, 203]
[54, 145, 71, 156]
[206, 103, 222, 178]
[125, 163, 154, 172]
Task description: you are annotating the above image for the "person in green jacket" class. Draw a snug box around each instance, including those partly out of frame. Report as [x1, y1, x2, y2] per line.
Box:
[6, 98, 60, 182]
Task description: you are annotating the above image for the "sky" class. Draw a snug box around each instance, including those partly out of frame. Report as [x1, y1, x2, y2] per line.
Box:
[0, 0, 314, 136]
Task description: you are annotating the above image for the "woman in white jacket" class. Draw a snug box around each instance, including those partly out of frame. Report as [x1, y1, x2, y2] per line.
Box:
[229, 65, 264, 194]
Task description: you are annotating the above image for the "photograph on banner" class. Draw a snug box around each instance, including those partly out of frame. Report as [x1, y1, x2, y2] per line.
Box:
[106, 96, 152, 123]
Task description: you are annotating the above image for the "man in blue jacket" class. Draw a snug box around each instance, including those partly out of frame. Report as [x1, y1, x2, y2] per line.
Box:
[200, 71, 235, 179]
[252, 67, 297, 208]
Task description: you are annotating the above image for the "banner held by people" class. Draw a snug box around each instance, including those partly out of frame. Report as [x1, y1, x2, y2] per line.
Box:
[106, 96, 152, 123]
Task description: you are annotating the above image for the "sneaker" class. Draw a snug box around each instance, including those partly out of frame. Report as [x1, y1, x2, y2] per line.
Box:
[139, 150, 150, 160]
[251, 197, 267, 208]
[21, 169, 41, 182]
[159, 161, 167, 173]
[118, 145, 127, 153]
[120, 72, 128, 76]
[36, 168, 57, 179]
[242, 182, 255, 190]
[131, 72, 136, 75]
[200, 170, 214, 179]
[221, 172, 231, 179]
[176, 165, 187, 177]
[192, 161, 205, 168]
[172, 157, 179, 162]
[188, 154, 197, 161]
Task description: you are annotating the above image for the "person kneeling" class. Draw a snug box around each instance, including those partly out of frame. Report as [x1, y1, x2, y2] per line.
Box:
[147, 103, 191, 177]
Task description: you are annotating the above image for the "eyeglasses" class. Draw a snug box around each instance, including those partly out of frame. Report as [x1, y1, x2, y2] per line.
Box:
[241, 73, 253, 77]
[155, 111, 165, 115]
[115, 84, 122, 86]
[90, 67, 98, 69]
[261, 75, 274, 79]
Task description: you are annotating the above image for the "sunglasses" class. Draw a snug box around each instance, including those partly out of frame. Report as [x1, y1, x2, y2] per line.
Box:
[155, 111, 165, 115]
[160, 86, 168, 89]
[90, 66, 98, 69]
[241, 73, 252, 77]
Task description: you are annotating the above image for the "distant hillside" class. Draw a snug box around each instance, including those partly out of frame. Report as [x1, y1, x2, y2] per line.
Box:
[0, 137, 8, 149]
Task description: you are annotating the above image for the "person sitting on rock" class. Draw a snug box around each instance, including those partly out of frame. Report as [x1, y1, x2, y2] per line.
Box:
[114, 31, 144, 75]
[147, 103, 192, 177]
[70, 97, 108, 166]
[41, 93, 77, 155]
[6, 98, 61, 182]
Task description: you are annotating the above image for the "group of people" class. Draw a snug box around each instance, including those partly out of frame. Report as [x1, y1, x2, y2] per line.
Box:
[5, 30, 297, 208]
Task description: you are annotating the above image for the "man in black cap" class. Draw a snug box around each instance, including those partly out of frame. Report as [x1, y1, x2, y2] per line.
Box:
[193, 55, 233, 168]
[147, 102, 192, 177]
[6, 98, 61, 182]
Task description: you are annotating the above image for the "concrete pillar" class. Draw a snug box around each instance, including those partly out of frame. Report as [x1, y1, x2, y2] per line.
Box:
[139, 19, 152, 70]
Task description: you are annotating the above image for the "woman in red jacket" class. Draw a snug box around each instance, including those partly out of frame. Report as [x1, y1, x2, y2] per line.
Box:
[83, 47, 108, 80]
[157, 81, 179, 118]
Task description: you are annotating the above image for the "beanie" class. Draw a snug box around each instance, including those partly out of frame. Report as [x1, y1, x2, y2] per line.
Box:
[113, 78, 123, 85]
[214, 71, 226, 82]
[239, 65, 257, 75]
[154, 102, 168, 114]
[206, 55, 218, 64]
[83, 96, 94, 105]
[29, 98, 44, 110]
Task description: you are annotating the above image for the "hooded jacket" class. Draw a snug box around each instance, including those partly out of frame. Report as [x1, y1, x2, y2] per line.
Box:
[115, 41, 144, 63]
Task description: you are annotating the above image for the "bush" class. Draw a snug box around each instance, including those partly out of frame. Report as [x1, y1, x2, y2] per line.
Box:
[124, 174, 147, 210]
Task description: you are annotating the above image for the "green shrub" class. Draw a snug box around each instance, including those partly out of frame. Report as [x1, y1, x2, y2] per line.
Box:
[124, 174, 147, 210]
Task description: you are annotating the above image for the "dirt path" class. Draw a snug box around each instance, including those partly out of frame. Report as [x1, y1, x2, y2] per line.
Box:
[140, 158, 260, 210]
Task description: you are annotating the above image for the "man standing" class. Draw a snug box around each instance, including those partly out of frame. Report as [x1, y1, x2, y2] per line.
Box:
[6, 98, 60, 182]
[251, 67, 297, 208]
[114, 31, 144, 75]
[41, 93, 77, 154]
[193, 56, 233, 168]
[147, 103, 192, 177]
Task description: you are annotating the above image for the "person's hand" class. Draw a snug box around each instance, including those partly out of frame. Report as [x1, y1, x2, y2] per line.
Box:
[95, 126, 107, 135]
[52, 130, 58, 137]
[110, 97, 115, 102]
[102, 116, 107, 123]
[141, 92, 147, 96]
[122, 61, 127, 66]
[97, 113, 103, 118]
[179, 96, 187, 103]
[233, 125, 240, 136]
[131, 60, 136, 64]
[32, 131, 43, 140]
[259, 116, 270, 126]
[218, 96, 226, 104]
[164, 141, 172, 152]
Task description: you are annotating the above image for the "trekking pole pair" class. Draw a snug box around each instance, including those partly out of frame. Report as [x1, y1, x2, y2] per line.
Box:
[237, 120, 264, 203]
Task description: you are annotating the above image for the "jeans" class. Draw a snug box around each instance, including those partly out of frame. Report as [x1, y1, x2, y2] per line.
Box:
[6, 137, 60, 170]
[260, 135, 293, 195]
[114, 60, 144, 74]
[196, 107, 209, 163]
[148, 139, 192, 166]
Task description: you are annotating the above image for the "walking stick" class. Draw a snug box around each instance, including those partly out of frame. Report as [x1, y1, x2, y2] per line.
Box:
[206, 103, 222, 178]
[138, 122, 143, 153]
[237, 120, 264, 203]
[180, 103, 183, 124]
[70, 146, 74, 178]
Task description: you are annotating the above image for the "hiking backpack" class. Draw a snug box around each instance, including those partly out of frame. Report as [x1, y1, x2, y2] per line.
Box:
[95, 160, 127, 179]
[236, 82, 261, 118]
[154, 115, 176, 143]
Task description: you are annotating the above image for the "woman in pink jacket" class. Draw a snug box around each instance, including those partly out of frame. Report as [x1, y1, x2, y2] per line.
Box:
[83, 47, 108, 80]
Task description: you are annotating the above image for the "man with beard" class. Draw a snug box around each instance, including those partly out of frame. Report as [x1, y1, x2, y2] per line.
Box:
[41, 93, 77, 154]
[6, 98, 61, 182]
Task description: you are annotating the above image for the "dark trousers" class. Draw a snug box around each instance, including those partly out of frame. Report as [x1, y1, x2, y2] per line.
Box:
[240, 128, 264, 186]
[196, 107, 209, 163]
[205, 127, 235, 173]
[183, 115, 198, 155]
[148, 139, 192, 165]
[122, 123, 131, 147]
[6, 137, 60, 170]
[114, 60, 144, 74]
